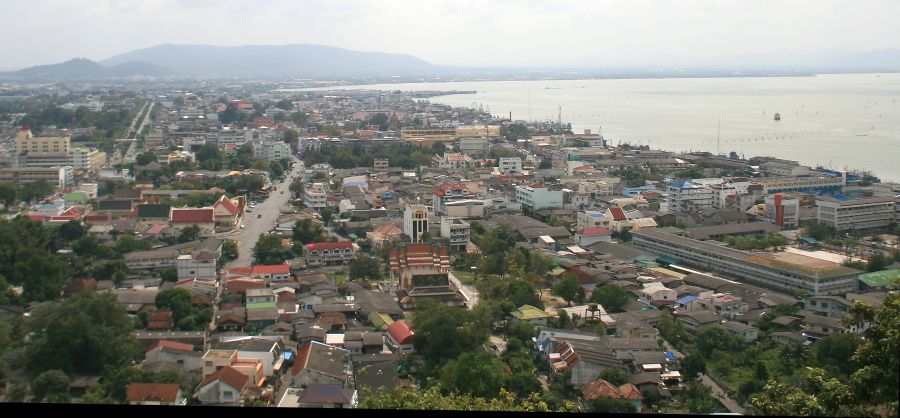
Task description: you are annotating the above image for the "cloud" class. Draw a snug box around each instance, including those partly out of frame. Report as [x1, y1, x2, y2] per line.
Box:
[2, 0, 898, 69]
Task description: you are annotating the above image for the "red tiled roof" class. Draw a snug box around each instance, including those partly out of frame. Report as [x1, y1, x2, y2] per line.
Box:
[306, 242, 353, 251]
[576, 227, 611, 236]
[228, 267, 254, 275]
[146, 224, 167, 235]
[28, 215, 45, 222]
[126, 383, 181, 403]
[609, 207, 627, 221]
[199, 365, 248, 391]
[432, 182, 472, 197]
[290, 343, 313, 376]
[171, 208, 214, 223]
[145, 339, 195, 353]
[214, 195, 238, 215]
[86, 214, 111, 224]
[582, 379, 622, 400]
[617, 383, 644, 401]
[252, 264, 290, 275]
[389, 244, 450, 272]
[387, 320, 414, 345]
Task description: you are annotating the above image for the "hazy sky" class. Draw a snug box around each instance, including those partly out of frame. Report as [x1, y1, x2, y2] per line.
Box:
[3, 0, 899, 69]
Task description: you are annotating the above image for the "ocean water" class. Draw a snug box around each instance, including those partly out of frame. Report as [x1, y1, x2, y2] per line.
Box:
[317, 74, 900, 182]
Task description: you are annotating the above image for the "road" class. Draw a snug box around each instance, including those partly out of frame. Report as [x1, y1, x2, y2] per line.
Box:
[223, 157, 302, 269]
[448, 271, 479, 309]
[698, 373, 746, 415]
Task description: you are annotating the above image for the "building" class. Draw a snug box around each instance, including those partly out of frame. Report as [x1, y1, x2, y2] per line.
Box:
[5, 166, 69, 190]
[126, 383, 185, 406]
[289, 341, 352, 388]
[303, 183, 330, 211]
[403, 204, 430, 243]
[456, 125, 501, 138]
[177, 254, 216, 281]
[194, 366, 250, 406]
[435, 153, 474, 169]
[440, 217, 470, 252]
[432, 183, 476, 215]
[575, 227, 612, 247]
[760, 159, 810, 177]
[516, 184, 564, 211]
[386, 320, 415, 354]
[815, 196, 895, 232]
[667, 181, 713, 213]
[141, 340, 202, 375]
[765, 193, 800, 229]
[443, 200, 485, 219]
[632, 230, 860, 295]
[577, 211, 611, 231]
[305, 242, 357, 267]
[373, 158, 389, 171]
[366, 224, 404, 248]
[754, 176, 844, 195]
[389, 244, 466, 309]
[400, 127, 457, 144]
[213, 195, 241, 226]
[499, 157, 524, 175]
[170, 208, 216, 235]
[510, 305, 550, 326]
[15, 126, 70, 155]
[68, 147, 107, 172]
[458, 137, 491, 157]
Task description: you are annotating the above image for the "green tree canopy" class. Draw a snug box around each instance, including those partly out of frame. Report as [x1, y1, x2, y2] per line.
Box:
[589, 396, 635, 413]
[598, 368, 629, 386]
[155, 288, 193, 323]
[349, 255, 383, 281]
[31, 369, 70, 403]
[552, 274, 584, 306]
[292, 219, 326, 244]
[589, 284, 629, 313]
[439, 351, 508, 399]
[26, 292, 140, 374]
[412, 299, 490, 366]
[359, 385, 563, 412]
[253, 233, 292, 265]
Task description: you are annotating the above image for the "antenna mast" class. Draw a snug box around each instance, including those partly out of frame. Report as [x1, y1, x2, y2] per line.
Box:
[717, 118, 721, 156]
[558, 105, 562, 134]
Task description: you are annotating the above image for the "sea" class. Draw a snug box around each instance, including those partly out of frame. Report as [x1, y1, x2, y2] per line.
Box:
[308, 73, 900, 182]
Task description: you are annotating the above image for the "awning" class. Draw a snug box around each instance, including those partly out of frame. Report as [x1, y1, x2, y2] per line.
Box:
[273, 356, 285, 372]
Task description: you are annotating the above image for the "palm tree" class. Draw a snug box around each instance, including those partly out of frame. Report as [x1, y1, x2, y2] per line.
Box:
[780, 342, 810, 367]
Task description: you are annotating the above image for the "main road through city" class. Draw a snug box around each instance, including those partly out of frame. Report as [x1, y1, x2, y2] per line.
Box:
[222, 156, 303, 270]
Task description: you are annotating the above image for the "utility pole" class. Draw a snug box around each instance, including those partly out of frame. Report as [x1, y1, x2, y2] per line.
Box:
[717, 118, 721, 156]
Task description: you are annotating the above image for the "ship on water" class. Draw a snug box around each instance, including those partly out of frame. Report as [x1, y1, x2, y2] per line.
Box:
[774, 112, 781, 121]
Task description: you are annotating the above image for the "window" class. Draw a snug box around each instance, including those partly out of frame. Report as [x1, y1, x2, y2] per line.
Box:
[223, 391, 233, 400]
[206, 361, 213, 367]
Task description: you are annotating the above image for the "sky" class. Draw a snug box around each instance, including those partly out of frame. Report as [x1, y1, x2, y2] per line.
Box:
[2, 0, 900, 70]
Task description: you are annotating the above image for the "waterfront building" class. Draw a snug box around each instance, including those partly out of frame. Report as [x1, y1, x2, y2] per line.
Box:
[815, 196, 895, 232]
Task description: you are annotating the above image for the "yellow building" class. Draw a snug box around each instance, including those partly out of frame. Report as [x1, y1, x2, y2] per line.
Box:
[456, 125, 501, 138]
[16, 127, 70, 155]
[400, 127, 457, 144]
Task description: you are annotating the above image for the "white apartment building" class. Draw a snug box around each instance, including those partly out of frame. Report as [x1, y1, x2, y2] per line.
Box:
[709, 183, 736, 209]
[303, 183, 330, 211]
[815, 196, 895, 231]
[440, 217, 470, 252]
[666, 181, 713, 213]
[498, 157, 523, 175]
[765, 193, 800, 229]
[404, 204, 429, 243]
[760, 159, 810, 177]
[69, 147, 107, 172]
[373, 158, 389, 171]
[516, 184, 563, 211]
[253, 141, 290, 161]
[576, 210, 611, 231]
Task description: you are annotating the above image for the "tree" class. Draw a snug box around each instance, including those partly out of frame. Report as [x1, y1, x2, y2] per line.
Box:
[813, 333, 861, 376]
[155, 288, 193, 323]
[369, 113, 389, 131]
[26, 292, 140, 374]
[5, 381, 29, 403]
[593, 321, 607, 336]
[320, 207, 334, 226]
[135, 150, 157, 166]
[506, 371, 543, 399]
[589, 284, 629, 313]
[349, 255, 383, 281]
[92, 259, 128, 282]
[695, 327, 744, 358]
[253, 233, 292, 265]
[412, 299, 490, 365]
[159, 267, 178, 282]
[56, 220, 86, 242]
[359, 385, 560, 412]
[13, 248, 66, 302]
[31, 369, 70, 403]
[291, 219, 326, 244]
[866, 252, 890, 272]
[222, 240, 239, 261]
[680, 353, 706, 379]
[114, 234, 152, 256]
[598, 368, 629, 386]
[552, 274, 584, 306]
[679, 380, 723, 414]
[589, 396, 635, 413]
[0, 183, 17, 207]
[847, 291, 899, 411]
[439, 351, 508, 399]
[177, 224, 201, 243]
[538, 160, 552, 170]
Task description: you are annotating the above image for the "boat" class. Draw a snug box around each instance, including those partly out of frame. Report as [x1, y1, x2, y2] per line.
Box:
[774, 112, 781, 121]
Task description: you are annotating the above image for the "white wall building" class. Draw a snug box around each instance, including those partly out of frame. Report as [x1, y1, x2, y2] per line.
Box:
[516, 184, 563, 211]
[667, 181, 713, 213]
[498, 157, 523, 175]
[404, 204, 429, 243]
[440, 217, 470, 252]
[815, 196, 895, 231]
[303, 183, 330, 211]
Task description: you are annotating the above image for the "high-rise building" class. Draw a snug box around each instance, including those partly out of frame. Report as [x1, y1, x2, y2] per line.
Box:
[404, 204, 429, 243]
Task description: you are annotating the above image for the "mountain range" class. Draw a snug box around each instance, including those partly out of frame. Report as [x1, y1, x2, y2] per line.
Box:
[3, 44, 900, 81]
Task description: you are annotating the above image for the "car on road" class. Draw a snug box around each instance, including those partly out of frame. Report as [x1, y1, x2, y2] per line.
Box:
[257, 214, 262, 218]
[240, 224, 245, 229]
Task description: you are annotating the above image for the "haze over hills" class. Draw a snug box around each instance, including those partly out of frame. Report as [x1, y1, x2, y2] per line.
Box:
[1, 58, 170, 81]
[3, 44, 900, 82]
[100, 44, 440, 77]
